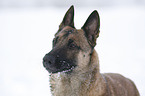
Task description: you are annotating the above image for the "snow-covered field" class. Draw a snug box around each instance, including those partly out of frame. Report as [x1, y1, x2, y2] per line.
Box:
[0, 6, 145, 96]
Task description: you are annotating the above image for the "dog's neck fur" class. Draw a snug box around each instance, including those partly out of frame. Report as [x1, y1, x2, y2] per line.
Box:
[49, 50, 108, 96]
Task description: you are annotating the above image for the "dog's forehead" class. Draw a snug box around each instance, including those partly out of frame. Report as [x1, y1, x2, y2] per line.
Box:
[56, 26, 76, 37]
[55, 26, 91, 51]
[56, 26, 85, 39]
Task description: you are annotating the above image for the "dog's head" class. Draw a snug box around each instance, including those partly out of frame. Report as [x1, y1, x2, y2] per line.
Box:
[43, 5, 100, 74]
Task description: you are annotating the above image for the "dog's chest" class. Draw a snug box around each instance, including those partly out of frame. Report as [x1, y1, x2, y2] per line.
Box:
[50, 73, 106, 96]
[51, 75, 81, 96]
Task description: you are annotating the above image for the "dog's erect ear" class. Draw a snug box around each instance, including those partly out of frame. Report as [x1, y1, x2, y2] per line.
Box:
[59, 5, 75, 31]
[81, 10, 100, 48]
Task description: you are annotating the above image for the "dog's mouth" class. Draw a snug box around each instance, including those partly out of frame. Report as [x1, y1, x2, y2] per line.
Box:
[46, 65, 75, 74]
[61, 66, 75, 73]
[44, 60, 76, 74]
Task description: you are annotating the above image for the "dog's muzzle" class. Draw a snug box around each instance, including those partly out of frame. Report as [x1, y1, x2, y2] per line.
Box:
[43, 54, 76, 73]
[43, 54, 56, 71]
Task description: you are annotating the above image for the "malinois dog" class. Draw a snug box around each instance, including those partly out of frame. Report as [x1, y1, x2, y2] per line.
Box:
[43, 5, 140, 96]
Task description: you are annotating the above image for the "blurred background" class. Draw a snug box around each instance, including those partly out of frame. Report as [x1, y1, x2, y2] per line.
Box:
[0, 0, 145, 96]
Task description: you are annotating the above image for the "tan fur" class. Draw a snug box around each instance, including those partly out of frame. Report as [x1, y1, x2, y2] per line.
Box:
[45, 6, 140, 96]
[50, 49, 139, 96]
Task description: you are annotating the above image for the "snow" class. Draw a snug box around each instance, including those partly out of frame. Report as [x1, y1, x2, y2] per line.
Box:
[0, 6, 145, 96]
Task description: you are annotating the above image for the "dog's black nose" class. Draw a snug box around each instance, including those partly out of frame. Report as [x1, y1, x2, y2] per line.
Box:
[43, 54, 55, 68]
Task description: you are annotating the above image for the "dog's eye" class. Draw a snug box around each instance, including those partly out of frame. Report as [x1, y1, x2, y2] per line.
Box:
[53, 36, 59, 46]
[68, 39, 77, 49]
[69, 43, 76, 48]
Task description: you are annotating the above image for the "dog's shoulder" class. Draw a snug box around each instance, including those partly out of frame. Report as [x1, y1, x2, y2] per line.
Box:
[103, 73, 140, 96]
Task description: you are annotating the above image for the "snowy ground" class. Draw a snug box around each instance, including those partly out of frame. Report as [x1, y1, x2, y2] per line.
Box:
[0, 6, 145, 96]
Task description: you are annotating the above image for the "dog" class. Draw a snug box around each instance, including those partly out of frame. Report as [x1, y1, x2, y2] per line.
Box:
[43, 5, 140, 96]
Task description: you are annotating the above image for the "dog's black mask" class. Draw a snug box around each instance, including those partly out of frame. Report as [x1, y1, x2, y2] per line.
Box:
[43, 41, 77, 74]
